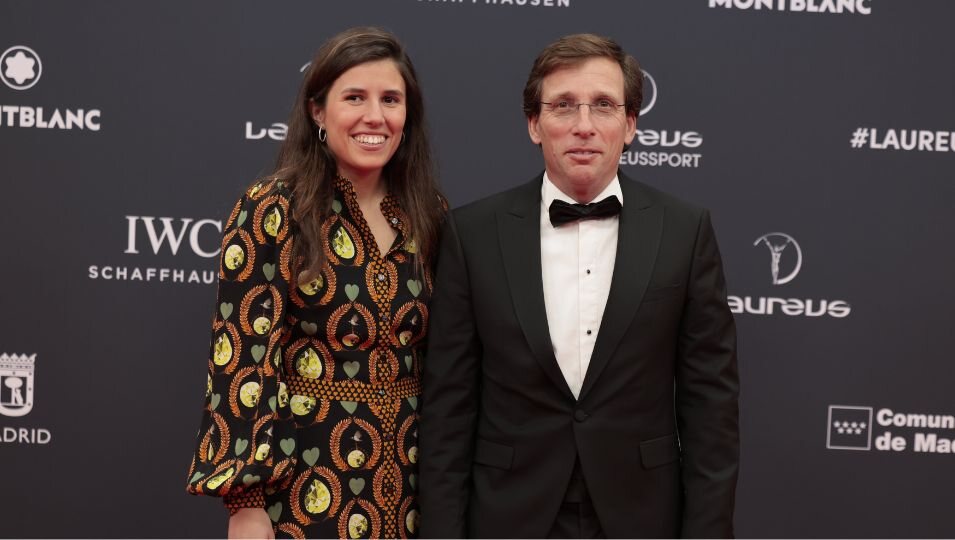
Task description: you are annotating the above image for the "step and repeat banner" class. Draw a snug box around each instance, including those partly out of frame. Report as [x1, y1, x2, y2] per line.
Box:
[1, 0, 953, 537]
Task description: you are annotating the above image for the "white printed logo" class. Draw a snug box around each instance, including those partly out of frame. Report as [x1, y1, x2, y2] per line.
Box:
[1, 46, 42, 90]
[0, 354, 36, 417]
[753, 233, 802, 285]
[640, 70, 657, 116]
[827, 405, 873, 451]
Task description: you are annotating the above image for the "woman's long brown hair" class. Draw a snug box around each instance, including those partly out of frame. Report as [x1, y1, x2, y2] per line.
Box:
[273, 27, 444, 282]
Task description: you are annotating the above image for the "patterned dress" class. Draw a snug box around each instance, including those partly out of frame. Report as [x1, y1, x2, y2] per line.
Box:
[186, 177, 430, 539]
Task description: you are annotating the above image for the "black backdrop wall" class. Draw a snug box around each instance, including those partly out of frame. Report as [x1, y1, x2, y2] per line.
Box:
[2, 0, 954, 537]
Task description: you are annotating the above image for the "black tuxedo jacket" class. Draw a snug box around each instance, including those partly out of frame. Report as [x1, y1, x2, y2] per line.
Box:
[419, 172, 739, 538]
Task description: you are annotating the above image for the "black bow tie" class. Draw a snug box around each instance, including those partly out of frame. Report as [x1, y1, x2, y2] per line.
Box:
[548, 196, 622, 227]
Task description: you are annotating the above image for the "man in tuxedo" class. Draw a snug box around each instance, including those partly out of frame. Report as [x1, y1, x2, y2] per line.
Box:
[419, 34, 739, 538]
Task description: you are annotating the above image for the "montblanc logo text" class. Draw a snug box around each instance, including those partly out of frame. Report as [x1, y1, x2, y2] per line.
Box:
[709, 0, 871, 15]
[0, 45, 104, 131]
[1, 46, 41, 90]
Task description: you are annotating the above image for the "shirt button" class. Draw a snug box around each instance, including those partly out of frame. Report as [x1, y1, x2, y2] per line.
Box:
[586, 269, 591, 275]
[574, 409, 589, 422]
[586, 329, 592, 335]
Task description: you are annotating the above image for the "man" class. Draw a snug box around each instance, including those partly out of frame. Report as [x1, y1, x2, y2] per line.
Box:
[419, 34, 739, 539]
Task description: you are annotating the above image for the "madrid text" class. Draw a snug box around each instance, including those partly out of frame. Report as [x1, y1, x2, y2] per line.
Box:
[874, 408, 955, 454]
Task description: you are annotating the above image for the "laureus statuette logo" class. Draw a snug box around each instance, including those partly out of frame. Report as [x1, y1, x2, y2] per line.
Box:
[754, 233, 802, 285]
[0, 353, 36, 417]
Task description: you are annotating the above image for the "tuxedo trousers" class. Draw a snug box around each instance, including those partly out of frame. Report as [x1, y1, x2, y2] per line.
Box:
[546, 457, 606, 539]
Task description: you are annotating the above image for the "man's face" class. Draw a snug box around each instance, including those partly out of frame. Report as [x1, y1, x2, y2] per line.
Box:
[528, 57, 637, 200]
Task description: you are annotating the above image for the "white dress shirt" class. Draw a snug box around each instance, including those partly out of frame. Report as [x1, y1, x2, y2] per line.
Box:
[540, 173, 621, 399]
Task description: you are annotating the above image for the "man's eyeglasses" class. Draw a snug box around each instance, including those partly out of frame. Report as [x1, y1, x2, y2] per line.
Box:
[539, 99, 625, 119]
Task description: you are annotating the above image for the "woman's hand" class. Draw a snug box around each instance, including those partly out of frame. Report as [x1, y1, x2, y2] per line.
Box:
[228, 508, 274, 540]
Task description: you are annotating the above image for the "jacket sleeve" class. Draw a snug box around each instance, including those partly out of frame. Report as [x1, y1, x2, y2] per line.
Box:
[675, 209, 740, 538]
[185, 179, 296, 513]
[419, 212, 482, 538]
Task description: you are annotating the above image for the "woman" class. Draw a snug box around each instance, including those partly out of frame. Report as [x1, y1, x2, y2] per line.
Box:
[186, 27, 445, 539]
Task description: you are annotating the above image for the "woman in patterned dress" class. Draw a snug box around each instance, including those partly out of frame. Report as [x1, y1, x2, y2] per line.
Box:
[185, 27, 445, 539]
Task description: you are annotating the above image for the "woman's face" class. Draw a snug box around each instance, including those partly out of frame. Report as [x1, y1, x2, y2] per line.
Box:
[311, 59, 407, 184]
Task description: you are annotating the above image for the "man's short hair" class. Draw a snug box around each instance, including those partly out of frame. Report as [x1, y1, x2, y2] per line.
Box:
[522, 33, 643, 119]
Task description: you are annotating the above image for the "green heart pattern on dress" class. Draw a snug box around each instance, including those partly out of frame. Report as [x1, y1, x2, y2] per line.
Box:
[262, 263, 275, 281]
[407, 396, 418, 410]
[301, 321, 318, 335]
[407, 279, 422, 298]
[404, 355, 413, 372]
[234, 438, 248, 456]
[345, 284, 360, 302]
[251, 345, 266, 362]
[242, 474, 260, 487]
[237, 210, 248, 227]
[268, 396, 277, 413]
[332, 200, 343, 214]
[190, 471, 205, 483]
[219, 302, 233, 320]
[302, 447, 321, 467]
[340, 401, 358, 414]
[210, 393, 221, 411]
[280, 438, 296, 456]
[409, 474, 417, 491]
[267, 502, 282, 522]
[349, 478, 365, 495]
[343, 361, 360, 379]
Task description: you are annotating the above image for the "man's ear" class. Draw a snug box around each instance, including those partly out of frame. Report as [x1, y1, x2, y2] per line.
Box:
[625, 113, 637, 146]
[528, 115, 542, 145]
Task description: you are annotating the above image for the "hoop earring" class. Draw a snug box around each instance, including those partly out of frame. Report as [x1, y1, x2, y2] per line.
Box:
[318, 126, 327, 142]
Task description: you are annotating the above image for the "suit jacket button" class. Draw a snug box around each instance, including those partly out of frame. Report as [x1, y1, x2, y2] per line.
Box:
[574, 409, 589, 422]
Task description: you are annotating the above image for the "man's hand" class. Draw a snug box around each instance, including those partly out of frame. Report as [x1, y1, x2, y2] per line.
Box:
[228, 508, 274, 540]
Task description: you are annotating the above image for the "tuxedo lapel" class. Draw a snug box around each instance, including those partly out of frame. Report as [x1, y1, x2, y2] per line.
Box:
[578, 175, 664, 401]
[497, 176, 574, 399]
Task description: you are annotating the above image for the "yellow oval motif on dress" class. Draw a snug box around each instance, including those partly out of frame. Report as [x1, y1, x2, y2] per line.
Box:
[296, 348, 323, 379]
[253, 316, 271, 335]
[333, 226, 356, 259]
[348, 514, 369, 539]
[408, 446, 418, 464]
[405, 237, 417, 254]
[205, 466, 235, 490]
[264, 207, 282, 237]
[298, 276, 324, 296]
[213, 334, 233, 366]
[277, 382, 289, 408]
[304, 479, 332, 514]
[206, 374, 212, 397]
[398, 330, 413, 346]
[254, 442, 271, 461]
[347, 449, 366, 468]
[406, 509, 420, 534]
[290, 395, 317, 416]
[239, 381, 261, 408]
[224, 244, 245, 270]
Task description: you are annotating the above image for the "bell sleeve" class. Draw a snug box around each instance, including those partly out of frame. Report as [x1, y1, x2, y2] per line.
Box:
[185, 179, 297, 513]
